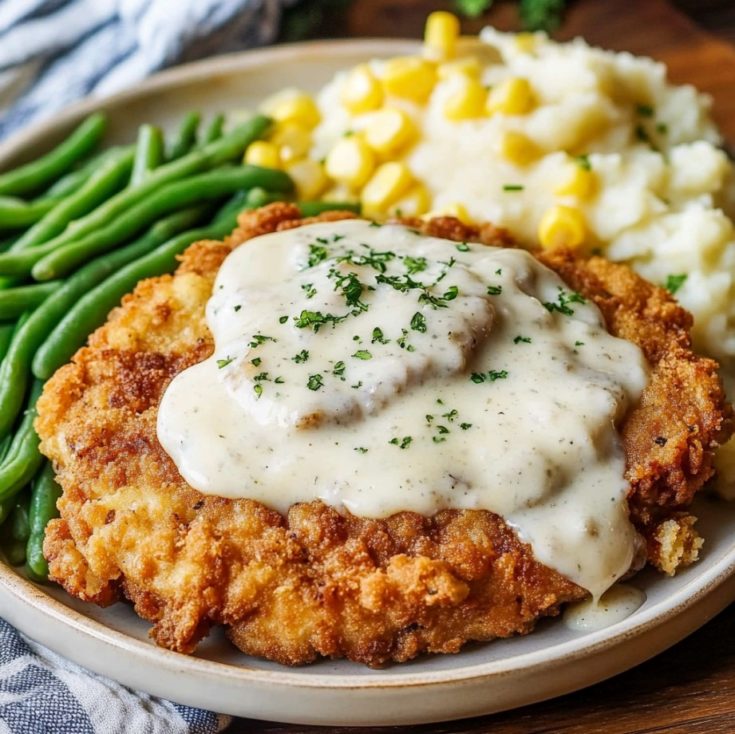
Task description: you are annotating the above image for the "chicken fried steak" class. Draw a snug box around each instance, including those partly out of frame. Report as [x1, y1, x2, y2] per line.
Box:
[35, 204, 732, 667]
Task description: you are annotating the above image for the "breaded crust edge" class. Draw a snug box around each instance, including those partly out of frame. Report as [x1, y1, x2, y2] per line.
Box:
[35, 204, 732, 667]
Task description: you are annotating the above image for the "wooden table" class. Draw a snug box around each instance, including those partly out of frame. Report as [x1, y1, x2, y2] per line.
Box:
[231, 1, 735, 731]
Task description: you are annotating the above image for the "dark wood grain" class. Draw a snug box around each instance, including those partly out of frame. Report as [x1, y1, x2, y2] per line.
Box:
[230, 1, 735, 731]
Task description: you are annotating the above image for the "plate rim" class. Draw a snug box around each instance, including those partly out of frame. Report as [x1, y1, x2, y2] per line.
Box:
[1, 37, 735, 722]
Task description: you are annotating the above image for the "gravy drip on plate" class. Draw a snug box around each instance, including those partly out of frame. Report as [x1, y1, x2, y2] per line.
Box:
[157, 220, 649, 598]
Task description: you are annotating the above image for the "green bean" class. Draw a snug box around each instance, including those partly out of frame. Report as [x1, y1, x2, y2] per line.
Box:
[35, 205, 245, 376]
[169, 112, 201, 160]
[32, 165, 292, 280]
[0, 116, 271, 276]
[31, 206, 209, 380]
[0, 282, 61, 319]
[131, 125, 164, 185]
[203, 114, 225, 144]
[0, 114, 107, 197]
[0, 381, 43, 506]
[0, 322, 14, 359]
[25, 462, 61, 582]
[9, 148, 135, 253]
[0, 211, 205, 435]
[298, 200, 361, 216]
[0, 196, 57, 230]
[1, 490, 30, 566]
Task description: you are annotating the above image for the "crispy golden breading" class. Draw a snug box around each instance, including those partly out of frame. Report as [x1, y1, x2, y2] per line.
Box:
[36, 204, 732, 667]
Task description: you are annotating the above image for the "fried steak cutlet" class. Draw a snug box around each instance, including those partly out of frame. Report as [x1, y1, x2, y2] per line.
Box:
[35, 203, 732, 667]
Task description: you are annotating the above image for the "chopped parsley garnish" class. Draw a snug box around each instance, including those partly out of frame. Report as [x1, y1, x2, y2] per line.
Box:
[574, 340, 585, 347]
[249, 334, 276, 348]
[301, 282, 317, 298]
[274, 376, 285, 384]
[251, 357, 262, 366]
[664, 273, 687, 294]
[332, 361, 346, 378]
[278, 315, 288, 324]
[389, 436, 413, 449]
[371, 327, 389, 344]
[470, 369, 509, 383]
[543, 288, 586, 316]
[410, 312, 427, 332]
[636, 104, 655, 118]
[354, 447, 368, 454]
[307, 373, 324, 391]
[331, 270, 368, 312]
[307, 243, 329, 267]
[234, 304, 241, 312]
[397, 329, 415, 352]
[292, 349, 309, 364]
[442, 409, 458, 422]
[456, 243, 470, 252]
[575, 154, 591, 171]
[293, 309, 347, 332]
[404, 255, 428, 274]
[514, 335, 531, 344]
[443, 285, 459, 301]
[495, 268, 503, 275]
[486, 284, 502, 295]
[502, 184, 524, 192]
[352, 349, 372, 360]
[253, 372, 270, 382]
[460, 422, 472, 430]
[216, 357, 234, 369]
[253, 384, 263, 399]
[656, 122, 668, 135]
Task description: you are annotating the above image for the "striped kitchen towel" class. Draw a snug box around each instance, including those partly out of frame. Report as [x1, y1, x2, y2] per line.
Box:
[0, 0, 295, 140]
[0, 618, 232, 733]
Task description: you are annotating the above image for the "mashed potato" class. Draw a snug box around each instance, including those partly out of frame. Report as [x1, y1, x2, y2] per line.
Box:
[309, 30, 735, 367]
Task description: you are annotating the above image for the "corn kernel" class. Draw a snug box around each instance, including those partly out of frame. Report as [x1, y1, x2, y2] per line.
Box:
[244, 141, 281, 169]
[444, 78, 487, 121]
[361, 162, 414, 215]
[287, 158, 328, 200]
[340, 65, 384, 114]
[424, 11, 460, 61]
[554, 163, 597, 199]
[388, 184, 430, 217]
[364, 108, 415, 155]
[323, 184, 358, 203]
[498, 131, 541, 165]
[325, 135, 375, 189]
[424, 202, 472, 224]
[538, 205, 587, 250]
[269, 123, 311, 163]
[514, 33, 537, 54]
[267, 92, 321, 129]
[437, 56, 482, 80]
[382, 57, 436, 103]
[486, 77, 536, 116]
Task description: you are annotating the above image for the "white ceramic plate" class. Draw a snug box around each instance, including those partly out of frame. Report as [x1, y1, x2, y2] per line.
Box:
[1, 41, 735, 727]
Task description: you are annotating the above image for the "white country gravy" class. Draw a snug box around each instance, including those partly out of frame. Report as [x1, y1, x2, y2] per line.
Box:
[157, 220, 650, 598]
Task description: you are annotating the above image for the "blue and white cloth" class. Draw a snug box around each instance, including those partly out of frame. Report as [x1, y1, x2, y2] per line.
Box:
[0, 0, 294, 138]
[0, 0, 299, 730]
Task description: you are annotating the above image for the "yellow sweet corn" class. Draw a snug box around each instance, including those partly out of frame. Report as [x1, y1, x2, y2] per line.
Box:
[498, 131, 540, 165]
[361, 162, 414, 215]
[269, 92, 321, 129]
[287, 159, 328, 200]
[554, 163, 597, 199]
[244, 141, 281, 169]
[423, 11, 460, 61]
[538, 205, 587, 250]
[424, 202, 472, 224]
[437, 56, 482, 80]
[340, 65, 384, 114]
[388, 184, 430, 217]
[364, 108, 415, 155]
[514, 33, 537, 54]
[269, 123, 311, 164]
[486, 77, 536, 116]
[325, 135, 375, 189]
[322, 184, 359, 203]
[382, 57, 436, 103]
[444, 78, 487, 121]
